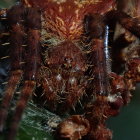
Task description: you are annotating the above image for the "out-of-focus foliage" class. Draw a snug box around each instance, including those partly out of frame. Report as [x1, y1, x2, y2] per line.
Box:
[0, 0, 16, 8]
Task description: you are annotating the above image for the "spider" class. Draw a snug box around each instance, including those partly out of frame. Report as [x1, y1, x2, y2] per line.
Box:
[0, 0, 140, 140]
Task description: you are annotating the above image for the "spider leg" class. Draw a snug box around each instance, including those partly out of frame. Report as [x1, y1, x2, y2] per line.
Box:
[86, 14, 110, 96]
[82, 14, 114, 140]
[83, 14, 130, 140]
[109, 72, 131, 105]
[0, 5, 25, 132]
[107, 10, 140, 38]
[124, 58, 140, 90]
[107, 9, 140, 102]
[6, 7, 41, 140]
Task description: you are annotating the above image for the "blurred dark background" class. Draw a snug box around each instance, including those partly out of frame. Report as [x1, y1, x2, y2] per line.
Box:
[0, 0, 140, 140]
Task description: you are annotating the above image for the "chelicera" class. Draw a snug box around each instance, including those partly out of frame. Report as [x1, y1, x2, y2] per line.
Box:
[0, 0, 140, 140]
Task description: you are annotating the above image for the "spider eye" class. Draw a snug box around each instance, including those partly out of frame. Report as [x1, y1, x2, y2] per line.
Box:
[64, 57, 73, 63]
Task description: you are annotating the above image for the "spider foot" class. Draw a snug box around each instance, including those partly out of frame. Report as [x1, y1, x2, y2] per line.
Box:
[56, 115, 90, 140]
[109, 72, 132, 105]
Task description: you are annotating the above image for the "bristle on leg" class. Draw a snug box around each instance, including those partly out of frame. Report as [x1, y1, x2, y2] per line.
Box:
[0, 70, 23, 132]
[6, 81, 36, 140]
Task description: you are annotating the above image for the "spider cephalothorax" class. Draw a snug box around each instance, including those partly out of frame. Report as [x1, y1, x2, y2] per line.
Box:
[0, 0, 140, 140]
[22, 0, 115, 40]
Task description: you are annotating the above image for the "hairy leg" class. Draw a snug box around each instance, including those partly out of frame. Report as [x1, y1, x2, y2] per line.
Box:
[0, 5, 25, 132]
[124, 58, 140, 90]
[107, 10, 140, 38]
[6, 7, 41, 140]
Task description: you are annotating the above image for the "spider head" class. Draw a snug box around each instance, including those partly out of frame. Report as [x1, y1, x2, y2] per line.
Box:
[47, 41, 86, 72]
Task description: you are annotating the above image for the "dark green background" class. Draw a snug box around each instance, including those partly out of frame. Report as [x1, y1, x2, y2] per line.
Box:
[0, 0, 16, 8]
[0, 0, 140, 140]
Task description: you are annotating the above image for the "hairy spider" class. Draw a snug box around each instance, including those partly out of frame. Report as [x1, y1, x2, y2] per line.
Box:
[0, 0, 140, 140]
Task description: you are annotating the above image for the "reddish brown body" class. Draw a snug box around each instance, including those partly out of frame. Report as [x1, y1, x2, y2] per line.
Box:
[0, 0, 140, 140]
